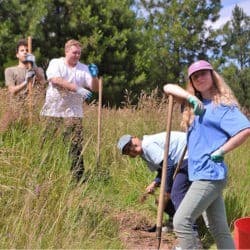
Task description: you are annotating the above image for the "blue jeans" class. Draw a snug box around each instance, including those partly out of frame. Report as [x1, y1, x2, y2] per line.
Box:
[173, 179, 235, 249]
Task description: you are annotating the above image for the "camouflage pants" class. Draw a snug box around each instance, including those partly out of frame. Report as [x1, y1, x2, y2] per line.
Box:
[41, 117, 84, 182]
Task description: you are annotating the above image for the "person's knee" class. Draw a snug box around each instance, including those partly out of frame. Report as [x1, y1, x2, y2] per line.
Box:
[173, 210, 194, 234]
[173, 212, 185, 232]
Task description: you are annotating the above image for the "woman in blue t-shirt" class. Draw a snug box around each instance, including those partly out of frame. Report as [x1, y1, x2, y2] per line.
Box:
[163, 60, 250, 249]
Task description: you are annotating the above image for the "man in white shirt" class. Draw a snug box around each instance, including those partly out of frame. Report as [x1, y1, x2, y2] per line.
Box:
[41, 39, 99, 182]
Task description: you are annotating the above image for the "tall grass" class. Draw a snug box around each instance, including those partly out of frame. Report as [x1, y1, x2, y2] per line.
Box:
[0, 89, 249, 248]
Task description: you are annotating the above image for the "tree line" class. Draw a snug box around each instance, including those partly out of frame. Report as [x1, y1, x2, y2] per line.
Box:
[0, 0, 249, 108]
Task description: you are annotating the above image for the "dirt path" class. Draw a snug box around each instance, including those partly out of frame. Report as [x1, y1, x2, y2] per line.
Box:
[115, 211, 177, 250]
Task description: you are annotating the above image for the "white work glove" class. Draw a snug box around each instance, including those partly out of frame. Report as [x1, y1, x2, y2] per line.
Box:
[24, 53, 36, 66]
[24, 70, 36, 85]
[76, 87, 92, 100]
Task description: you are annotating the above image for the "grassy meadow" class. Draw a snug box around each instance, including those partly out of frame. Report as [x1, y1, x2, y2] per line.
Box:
[0, 89, 249, 249]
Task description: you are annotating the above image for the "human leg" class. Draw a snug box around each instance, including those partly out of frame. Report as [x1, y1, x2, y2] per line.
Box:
[40, 117, 63, 148]
[63, 118, 84, 182]
[170, 160, 191, 210]
[171, 161, 203, 248]
[173, 179, 227, 249]
[205, 196, 235, 249]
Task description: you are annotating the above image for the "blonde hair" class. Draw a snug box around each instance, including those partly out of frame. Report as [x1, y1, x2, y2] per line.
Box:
[64, 39, 82, 52]
[181, 70, 239, 131]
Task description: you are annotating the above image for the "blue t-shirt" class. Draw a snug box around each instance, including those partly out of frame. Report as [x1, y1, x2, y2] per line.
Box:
[141, 131, 187, 192]
[188, 100, 250, 181]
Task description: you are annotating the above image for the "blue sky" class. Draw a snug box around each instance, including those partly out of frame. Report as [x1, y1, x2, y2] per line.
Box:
[210, 0, 250, 29]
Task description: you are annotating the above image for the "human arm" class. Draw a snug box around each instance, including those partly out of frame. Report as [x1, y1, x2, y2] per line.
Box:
[88, 63, 99, 92]
[8, 81, 27, 95]
[49, 77, 78, 91]
[49, 77, 92, 99]
[6, 69, 35, 95]
[211, 128, 250, 162]
[24, 54, 46, 85]
[146, 180, 160, 194]
[33, 67, 47, 84]
[145, 168, 161, 194]
[164, 84, 191, 100]
[163, 84, 204, 115]
[90, 77, 99, 92]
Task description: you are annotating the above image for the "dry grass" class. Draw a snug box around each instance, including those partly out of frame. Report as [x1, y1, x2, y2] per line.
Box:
[0, 87, 249, 249]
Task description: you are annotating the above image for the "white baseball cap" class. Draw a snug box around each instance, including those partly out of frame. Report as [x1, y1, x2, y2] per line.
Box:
[117, 134, 132, 154]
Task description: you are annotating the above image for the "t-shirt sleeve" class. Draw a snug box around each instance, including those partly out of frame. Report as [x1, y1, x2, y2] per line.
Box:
[4, 68, 15, 86]
[220, 106, 250, 137]
[46, 59, 61, 80]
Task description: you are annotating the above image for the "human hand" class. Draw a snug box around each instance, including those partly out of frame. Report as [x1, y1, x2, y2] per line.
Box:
[88, 63, 99, 77]
[76, 87, 92, 100]
[210, 148, 225, 162]
[187, 95, 204, 115]
[24, 70, 36, 84]
[24, 53, 36, 66]
[146, 182, 157, 194]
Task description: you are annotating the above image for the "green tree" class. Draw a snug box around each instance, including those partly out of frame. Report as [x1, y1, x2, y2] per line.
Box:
[0, 0, 46, 85]
[135, 0, 221, 88]
[222, 64, 250, 109]
[0, 0, 146, 105]
[219, 5, 250, 70]
[216, 5, 250, 108]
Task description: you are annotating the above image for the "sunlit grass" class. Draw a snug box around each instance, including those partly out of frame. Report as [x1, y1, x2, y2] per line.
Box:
[0, 89, 249, 249]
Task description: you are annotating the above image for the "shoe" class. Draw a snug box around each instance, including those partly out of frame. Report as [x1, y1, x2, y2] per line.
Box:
[172, 246, 182, 250]
[145, 221, 173, 233]
[146, 224, 156, 232]
[162, 225, 173, 233]
[162, 219, 174, 232]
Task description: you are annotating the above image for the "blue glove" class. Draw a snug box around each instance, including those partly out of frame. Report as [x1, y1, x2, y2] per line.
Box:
[76, 87, 92, 100]
[88, 63, 99, 77]
[187, 96, 204, 116]
[210, 149, 225, 162]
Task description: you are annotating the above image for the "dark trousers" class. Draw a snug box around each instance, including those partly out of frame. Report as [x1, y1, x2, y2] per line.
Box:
[171, 159, 191, 210]
[41, 117, 84, 182]
[165, 159, 191, 218]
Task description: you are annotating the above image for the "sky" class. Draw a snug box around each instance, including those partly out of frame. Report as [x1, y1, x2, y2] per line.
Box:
[209, 0, 250, 29]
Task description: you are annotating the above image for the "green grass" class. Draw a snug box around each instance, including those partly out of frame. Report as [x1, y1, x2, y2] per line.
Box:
[0, 92, 249, 249]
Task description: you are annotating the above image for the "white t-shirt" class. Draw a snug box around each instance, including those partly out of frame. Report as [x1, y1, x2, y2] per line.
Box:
[40, 57, 92, 117]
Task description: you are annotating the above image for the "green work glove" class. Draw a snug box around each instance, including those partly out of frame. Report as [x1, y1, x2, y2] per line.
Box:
[187, 96, 204, 116]
[210, 149, 225, 162]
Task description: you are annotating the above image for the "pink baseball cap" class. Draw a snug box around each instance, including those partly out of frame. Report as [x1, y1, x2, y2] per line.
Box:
[188, 60, 213, 78]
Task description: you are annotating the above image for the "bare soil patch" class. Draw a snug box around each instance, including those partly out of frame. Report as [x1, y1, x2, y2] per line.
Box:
[115, 211, 177, 250]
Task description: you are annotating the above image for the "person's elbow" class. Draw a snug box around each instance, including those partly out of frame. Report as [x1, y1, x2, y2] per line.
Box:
[8, 85, 16, 95]
[163, 84, 176, 95]
[245, 127, 250, 137]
